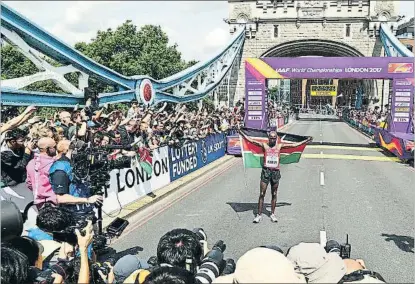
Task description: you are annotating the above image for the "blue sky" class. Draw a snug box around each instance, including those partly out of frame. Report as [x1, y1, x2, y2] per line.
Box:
[4, 1, 414, 62]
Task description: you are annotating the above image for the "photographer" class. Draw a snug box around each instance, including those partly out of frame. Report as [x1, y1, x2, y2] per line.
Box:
[1, 128, 34, 187]
[3, 236, 45, 270]
[143, 266, 197, 284]
[1, 246, 31, 284]
[286, 242, 386, 283]
[156, 229, 231, 284]
[49, 140, 103, 222]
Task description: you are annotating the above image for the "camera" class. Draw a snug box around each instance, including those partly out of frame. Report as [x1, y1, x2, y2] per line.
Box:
[325, 234, 351, 259]
[92, 260, 114, 276]
[33, 260, 74, 284]
[52, 213, 98, 246]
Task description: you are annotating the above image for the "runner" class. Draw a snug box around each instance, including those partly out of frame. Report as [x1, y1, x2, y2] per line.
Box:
[238, 130, 311, 223]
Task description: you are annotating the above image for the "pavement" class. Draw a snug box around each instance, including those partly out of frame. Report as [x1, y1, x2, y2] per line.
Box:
[110, 117, 414, 283]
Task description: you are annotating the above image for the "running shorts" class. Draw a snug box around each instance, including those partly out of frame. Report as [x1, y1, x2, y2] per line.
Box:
[260, 168, 281, 186]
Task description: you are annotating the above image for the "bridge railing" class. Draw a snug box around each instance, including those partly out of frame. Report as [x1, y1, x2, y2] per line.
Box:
[0, 3, 246, 107]
[380, 23, 414, 57]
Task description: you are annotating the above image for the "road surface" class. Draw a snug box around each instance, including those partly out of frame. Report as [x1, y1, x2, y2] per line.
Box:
[111, 118, 414, 283]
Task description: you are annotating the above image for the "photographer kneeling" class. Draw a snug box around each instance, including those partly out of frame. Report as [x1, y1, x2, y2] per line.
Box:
[286, 243, 386, 283]
[49, 140, 103, 224]
[152, 228, 235, 284]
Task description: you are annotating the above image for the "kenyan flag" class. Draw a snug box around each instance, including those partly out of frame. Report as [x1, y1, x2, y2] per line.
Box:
[135, 147, 153, 175]
[240, 128, 309, 168]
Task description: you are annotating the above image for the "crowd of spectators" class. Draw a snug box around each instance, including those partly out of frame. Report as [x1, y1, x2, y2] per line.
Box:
[1, 100, 387, 284]
[0, 99, 245, 189]
[346, 106, 389, 128]
[267, 101, 291, 128]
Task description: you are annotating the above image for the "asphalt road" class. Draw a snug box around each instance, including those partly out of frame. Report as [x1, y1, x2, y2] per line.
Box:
[92, 119, 413, 282]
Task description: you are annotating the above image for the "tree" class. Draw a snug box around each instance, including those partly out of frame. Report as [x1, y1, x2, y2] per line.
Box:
[0, 44, 69, 94]
[1, 21, 199, 111]
[75, 21, 189, 90]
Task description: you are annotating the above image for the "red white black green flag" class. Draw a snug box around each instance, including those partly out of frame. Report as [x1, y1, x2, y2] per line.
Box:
[239, 128, 310, 168]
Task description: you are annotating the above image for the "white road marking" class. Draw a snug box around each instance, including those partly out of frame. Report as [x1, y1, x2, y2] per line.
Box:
[320, 133, 323, 136]
[320, 230, 327, 247]
[320, 171, 325, 186]
[320, 151, 323, 155]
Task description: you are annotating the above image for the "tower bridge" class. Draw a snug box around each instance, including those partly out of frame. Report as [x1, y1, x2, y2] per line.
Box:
[0, 1, 412, 108]
[226, 0, 408, 109]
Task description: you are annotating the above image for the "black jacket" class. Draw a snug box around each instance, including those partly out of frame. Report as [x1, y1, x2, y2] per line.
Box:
[1, 148, 31, 187]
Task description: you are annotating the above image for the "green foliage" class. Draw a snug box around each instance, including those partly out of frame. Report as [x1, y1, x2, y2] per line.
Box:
[74, 21, 188, 81]
[2, 21, 201, 115]
[1, 44, 78, 94]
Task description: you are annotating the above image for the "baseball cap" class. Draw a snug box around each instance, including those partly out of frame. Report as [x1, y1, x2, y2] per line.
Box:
[286, 242, 347, 283]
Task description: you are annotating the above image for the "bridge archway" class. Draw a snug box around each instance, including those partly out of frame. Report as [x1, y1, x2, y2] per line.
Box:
[260, 39, 373, 108]
[261, 39, 365, 58]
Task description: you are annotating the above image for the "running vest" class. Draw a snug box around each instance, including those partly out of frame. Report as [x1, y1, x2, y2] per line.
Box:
[264, 147, 280, 169]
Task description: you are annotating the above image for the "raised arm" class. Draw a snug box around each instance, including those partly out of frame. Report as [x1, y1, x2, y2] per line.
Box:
[281, 136, 312, 149]
[238, 129, 264, 148]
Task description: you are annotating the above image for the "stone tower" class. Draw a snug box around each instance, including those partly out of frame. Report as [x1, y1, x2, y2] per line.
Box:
[227, 0, 401, 108]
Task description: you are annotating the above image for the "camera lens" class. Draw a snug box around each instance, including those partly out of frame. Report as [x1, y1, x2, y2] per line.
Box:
[325, 240, 341, 255]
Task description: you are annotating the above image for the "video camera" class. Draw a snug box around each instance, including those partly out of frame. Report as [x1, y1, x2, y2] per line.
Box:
[51, 212, 129, 251]
[325, 234, 351, 259]
[71, 142, 132, 196]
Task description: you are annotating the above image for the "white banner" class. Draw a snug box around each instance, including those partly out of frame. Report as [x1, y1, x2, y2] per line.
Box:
[103, 146, 171, 213]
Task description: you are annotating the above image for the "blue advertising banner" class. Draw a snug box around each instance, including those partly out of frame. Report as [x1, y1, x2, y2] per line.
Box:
[169, 133, 226, 181]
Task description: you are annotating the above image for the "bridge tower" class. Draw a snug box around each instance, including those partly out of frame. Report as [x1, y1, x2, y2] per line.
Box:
[227, 0, 401, 109]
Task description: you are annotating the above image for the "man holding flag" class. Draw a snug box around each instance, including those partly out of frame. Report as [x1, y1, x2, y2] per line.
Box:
[238, 129, 312, 223]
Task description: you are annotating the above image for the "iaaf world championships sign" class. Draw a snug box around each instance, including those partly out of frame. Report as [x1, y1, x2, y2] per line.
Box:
[246, 57, 414, 80]
[245, 57, 414, 130]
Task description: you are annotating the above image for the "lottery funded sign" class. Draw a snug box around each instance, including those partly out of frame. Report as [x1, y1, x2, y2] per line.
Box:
[310, 85, 337, 96]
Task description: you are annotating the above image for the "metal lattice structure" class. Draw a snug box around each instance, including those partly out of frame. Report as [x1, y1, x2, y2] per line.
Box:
[0, 3, 245, 107]
[380, 23, 414, 57]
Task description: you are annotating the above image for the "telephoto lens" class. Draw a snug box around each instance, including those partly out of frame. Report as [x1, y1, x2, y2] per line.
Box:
[222, 259, 236, 275]
[192, 228, 207, 242]
[325, 240, 341, 255]
[212, 240, 226, 253]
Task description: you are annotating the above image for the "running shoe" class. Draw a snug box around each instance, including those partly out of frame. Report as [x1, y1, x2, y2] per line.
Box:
[253, 214, 262, 223]
[270, 214, 278, 223]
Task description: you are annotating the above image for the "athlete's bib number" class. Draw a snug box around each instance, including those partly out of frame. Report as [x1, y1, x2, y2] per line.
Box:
[265, 152, 279, 169]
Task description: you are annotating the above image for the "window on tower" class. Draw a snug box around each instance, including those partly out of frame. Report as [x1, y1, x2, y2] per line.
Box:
[274, 25, 279, 38]
[345, 24, 351, 37]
